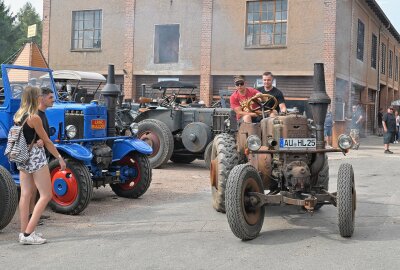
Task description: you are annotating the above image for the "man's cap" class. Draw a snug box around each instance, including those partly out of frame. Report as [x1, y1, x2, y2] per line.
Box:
[389, 106, 394, 109]
[233, 75, 245, 83]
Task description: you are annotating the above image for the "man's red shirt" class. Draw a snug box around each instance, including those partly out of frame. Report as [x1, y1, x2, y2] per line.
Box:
[230, 87, 260, 120]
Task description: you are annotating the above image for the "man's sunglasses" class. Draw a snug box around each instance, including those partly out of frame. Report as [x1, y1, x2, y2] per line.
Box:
[235, 82, 244, 86]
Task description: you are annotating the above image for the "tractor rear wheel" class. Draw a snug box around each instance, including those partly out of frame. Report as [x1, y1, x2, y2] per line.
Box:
[138, 119, 174, 169]
[210, 133, 238, 213]
[0, 165, 18, 230]
[226, 164, 265, 240]
[111, 152, 152, 198]
[49, 159, 93, 215]
[337, 163, 356, 237]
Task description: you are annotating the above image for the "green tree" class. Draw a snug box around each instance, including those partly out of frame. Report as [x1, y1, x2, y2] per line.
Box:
[15, 2, 42, 48]
[0, 0, 19, 64]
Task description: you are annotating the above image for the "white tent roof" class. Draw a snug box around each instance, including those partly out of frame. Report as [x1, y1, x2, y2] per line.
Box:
[41, 70, 106, 82]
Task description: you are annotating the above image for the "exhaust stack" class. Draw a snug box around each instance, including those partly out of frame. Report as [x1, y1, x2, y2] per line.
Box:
[308, 63, 331, 150]
[101, 64, 120, 137]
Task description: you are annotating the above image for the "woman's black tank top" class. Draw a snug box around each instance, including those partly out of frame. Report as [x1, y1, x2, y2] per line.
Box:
[21, 114, 38, 145]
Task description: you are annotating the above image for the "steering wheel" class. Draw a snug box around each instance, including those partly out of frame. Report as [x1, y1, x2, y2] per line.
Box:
[159, 94, 176, 107]
[246, 93, 278, 113]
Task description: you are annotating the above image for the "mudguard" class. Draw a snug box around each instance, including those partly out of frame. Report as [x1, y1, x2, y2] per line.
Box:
[56, 143, 93, 162]
[112, 138, 152, 162]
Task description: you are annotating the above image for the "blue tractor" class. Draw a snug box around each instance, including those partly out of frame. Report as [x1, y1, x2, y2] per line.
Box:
[0, 64, 152, 215]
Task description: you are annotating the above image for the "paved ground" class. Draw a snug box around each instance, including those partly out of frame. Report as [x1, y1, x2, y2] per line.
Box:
[1, 135, 400, 269]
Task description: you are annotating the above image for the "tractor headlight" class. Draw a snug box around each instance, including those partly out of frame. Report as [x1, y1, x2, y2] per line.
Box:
[337, 134, 353, 150]
[247, 135, 262, 151]
[130, 123, 139, 136]
[224, 118, 231, 129]
[65, 125, 77, 139]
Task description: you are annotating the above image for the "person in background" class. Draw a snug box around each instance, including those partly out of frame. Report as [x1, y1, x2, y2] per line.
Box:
[324, 105, 334, 148]
[28, 87, 55, 225]
[382, 106, 396, 154]
[395, 110, 400, 143]
[346, 105, 363, 150]
[229, 75, 261, 123]
[256, 71, 287, 116]
[16, 86, 66, 245]
[377, 108, 383, 136]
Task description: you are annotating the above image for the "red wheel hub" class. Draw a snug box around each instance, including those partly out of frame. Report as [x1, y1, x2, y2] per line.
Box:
[51, 167, 78, 206]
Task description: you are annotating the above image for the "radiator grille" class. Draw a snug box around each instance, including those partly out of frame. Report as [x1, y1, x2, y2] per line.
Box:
[65, 110, 84, 139]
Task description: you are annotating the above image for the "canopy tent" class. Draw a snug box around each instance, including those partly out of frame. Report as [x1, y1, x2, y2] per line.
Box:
[41, 70, 106, 82]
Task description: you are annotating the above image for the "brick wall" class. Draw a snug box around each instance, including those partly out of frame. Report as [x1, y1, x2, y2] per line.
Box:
[42, 0, 51, 63]
[199, 0, 213, 106]
[123, 0, 136, 100]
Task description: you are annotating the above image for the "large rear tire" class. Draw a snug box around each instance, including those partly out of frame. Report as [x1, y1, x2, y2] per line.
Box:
[49, 159, 93, 215]
[138, 119, 174, 169]
[210, 133, 238, 213]
[226, 164, 265, 240]
[0, 165, 18, 230]
[337, 163, 356, 237]
[111, 152, 152, 198]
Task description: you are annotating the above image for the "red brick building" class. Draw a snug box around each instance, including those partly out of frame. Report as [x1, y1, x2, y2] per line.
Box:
[42, 0, 400, 138]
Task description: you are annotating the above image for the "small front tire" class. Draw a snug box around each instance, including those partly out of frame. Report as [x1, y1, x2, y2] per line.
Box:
[226, 164, 265, 240]
[337, 163, 356, 237]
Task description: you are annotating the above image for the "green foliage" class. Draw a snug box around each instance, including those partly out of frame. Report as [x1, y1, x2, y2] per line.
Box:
[0, 1, 42, 65]
[0, 0, 19, 64]
[15, 2, 42, 48]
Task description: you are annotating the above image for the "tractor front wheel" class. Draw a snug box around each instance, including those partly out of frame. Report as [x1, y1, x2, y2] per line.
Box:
[138, 119, 174, 169]
[337, 163, 356, 237]
[49, 159, 93, 215]
[226, 164, 265, 240]
[111, 152, 152, 198]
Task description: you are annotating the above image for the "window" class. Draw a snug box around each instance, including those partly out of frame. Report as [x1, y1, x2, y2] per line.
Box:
[371, 34, 377, 68]
[381, 43, 386, 74]
[389, 50, 393, 78]
[395, 55, 399, 81]
[154, 24, 180, 64]
[356, 19, 364, 61]
[246, 0, 288, 47]
[71, 10, 102, 50]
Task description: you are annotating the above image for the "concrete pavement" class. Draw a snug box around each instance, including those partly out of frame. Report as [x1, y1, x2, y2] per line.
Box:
[1, 135, 400, 269]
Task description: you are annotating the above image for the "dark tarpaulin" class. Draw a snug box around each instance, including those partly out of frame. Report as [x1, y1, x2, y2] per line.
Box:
[151, 80, 197, 89]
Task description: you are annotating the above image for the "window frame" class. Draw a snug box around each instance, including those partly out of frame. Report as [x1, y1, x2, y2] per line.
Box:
[371, 33, 377, 69]
[245, 0, 288, 48]
[356, 19, 364, 61]
[389, 50, 393, 78]
[154, 24, 180, 64]
[71, 9, 103, 51]
[395, 54, 399, 81]
[381, 43, 386, 75]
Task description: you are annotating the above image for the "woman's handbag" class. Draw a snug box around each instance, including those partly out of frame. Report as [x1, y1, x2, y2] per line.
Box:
[4, 117, 36, 164]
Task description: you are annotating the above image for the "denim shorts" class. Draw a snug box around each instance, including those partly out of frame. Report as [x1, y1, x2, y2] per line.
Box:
[384, 132, 395, 144]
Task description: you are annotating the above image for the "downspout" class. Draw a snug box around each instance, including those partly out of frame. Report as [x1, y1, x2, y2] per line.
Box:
[374, 25, 381, 132]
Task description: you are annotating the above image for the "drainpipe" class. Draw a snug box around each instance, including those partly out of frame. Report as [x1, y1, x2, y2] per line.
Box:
[374, 25, 381, 132]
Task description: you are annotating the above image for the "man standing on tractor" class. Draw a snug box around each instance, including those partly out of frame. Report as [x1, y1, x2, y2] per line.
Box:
[257, 71, 287, 116]
[229, 75, 262, 123]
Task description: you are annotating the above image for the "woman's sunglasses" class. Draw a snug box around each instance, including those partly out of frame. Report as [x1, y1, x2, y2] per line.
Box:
[235, 82, 244, 86]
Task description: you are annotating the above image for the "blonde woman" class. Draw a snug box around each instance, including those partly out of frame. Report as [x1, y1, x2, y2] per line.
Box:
[14, 86, 66, 245]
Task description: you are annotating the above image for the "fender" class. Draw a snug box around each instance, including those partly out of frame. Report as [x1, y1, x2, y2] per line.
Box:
[112, 138, 153, 161]
[55, 143, 93, 162]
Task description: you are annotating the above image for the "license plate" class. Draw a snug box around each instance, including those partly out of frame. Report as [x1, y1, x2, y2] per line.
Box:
[91, 119, 106, 129]
[280, 138, 316, 149]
